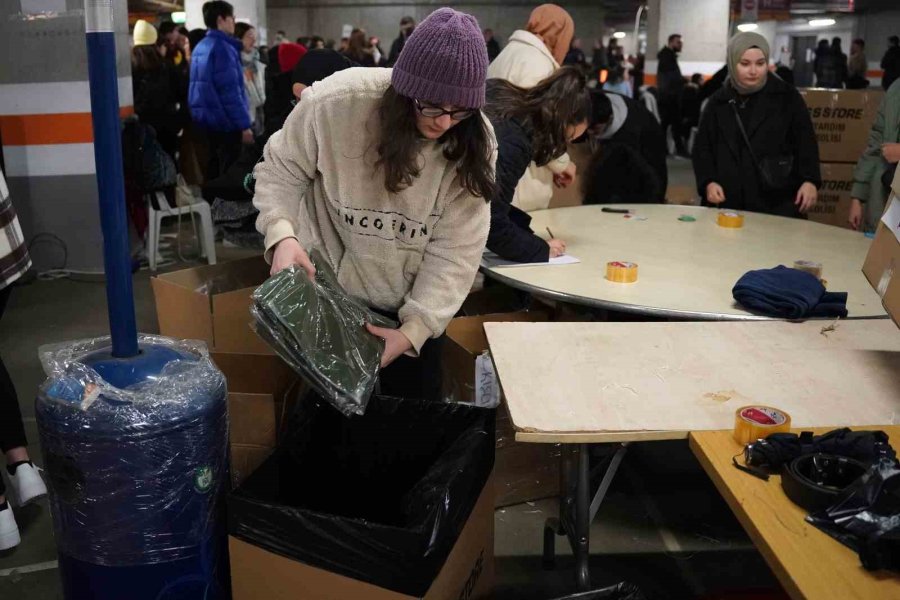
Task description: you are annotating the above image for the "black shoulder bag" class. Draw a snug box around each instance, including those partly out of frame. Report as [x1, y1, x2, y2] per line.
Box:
[729, 99, 794, 192]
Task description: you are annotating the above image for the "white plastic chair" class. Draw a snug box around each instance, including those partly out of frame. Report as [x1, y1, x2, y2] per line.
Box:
[146, 191, 216, 271]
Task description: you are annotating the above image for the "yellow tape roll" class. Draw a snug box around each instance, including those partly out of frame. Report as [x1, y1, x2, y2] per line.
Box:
[606, 261, 638, 283]
[717, 211, 744, 228]
[794, 260, 823, 279]
[733, 406, 792, 445]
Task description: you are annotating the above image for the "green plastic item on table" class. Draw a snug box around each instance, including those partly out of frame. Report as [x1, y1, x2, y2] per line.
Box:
[678, 215, 696, 222]
[251, 249, 396, 416]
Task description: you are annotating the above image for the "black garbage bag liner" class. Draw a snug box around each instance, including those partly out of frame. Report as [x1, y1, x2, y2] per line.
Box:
[807, 457, 900, 572]
[251, 249, 396, 417]
[228, 394, 495, 596]
[549, 582, 647, 600]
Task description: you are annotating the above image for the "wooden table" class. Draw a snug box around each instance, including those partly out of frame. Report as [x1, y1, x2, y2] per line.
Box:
[690, 426, 900, 600]
[484, 320, 900, 593]
[481, 204, 887, 320]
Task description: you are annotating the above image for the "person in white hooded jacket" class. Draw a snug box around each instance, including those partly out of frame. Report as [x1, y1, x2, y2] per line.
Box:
[487, 4, 576, 215]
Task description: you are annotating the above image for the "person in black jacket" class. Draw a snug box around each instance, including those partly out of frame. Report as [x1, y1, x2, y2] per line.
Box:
[484, 29, 501, 63]
[131, 37, 182, 162]
[484, 68, 590, 263]
[882, 36, 900, 91]
[388, 17, 415, 66]
[693, 32, 820, 218]
[657, 33, 686, 156]
[580, 89, 667, 204]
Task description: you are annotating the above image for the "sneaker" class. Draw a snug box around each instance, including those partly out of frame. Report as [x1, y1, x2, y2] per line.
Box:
[7, 462, 48, 507]
[0, 502, 20, 551]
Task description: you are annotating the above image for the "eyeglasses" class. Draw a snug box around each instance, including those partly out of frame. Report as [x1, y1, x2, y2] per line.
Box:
[414, 100, 475, 121]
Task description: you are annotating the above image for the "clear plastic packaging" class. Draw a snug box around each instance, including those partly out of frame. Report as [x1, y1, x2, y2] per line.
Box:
[251, 249, 395, 416]
[36, 334, 228, 570]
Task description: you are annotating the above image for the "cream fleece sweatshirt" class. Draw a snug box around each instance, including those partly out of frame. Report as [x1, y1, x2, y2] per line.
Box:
[253, 68, 495, 354]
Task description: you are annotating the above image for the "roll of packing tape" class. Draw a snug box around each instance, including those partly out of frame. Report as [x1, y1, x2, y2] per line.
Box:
[733, 406, 792, 445]
[606, 261, 638, 283]
[794, 260, 824, 279]
[717, 211, 744, 228]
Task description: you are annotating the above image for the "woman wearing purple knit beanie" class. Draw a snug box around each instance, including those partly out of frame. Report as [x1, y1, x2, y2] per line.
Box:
[253, 8, 496, 402]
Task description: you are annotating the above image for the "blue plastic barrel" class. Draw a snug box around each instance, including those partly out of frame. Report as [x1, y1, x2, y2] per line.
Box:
[36, 339, 228, 600]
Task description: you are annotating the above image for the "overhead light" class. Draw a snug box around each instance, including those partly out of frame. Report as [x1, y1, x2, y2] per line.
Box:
[809, 18, 836, 27]
[613, 31, 626, 39]
[737, 23, 759, 32]
[171, 11, 186, 23]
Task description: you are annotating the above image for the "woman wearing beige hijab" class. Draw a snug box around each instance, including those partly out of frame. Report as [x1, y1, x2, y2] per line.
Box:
[487, 5, 576, 224]
[693, 32, 820, 217]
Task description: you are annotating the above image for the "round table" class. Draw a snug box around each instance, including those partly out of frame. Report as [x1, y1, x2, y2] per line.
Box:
[481, 204, 887, 320]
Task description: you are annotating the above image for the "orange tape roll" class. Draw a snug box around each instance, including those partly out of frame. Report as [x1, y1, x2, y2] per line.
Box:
[717, 211, 744, 228]
[606, 261, 638, 283]
[733, 405, 792, 445]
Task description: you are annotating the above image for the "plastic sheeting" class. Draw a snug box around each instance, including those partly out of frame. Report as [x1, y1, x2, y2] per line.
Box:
[36, 335, 228, 568]
[808, 458, 900, 572]
[228, 394, 495, 597]
[251, 249, 395, 417]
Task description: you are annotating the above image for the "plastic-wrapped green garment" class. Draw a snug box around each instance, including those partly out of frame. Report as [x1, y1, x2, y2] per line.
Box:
[251, 249, 396, 416]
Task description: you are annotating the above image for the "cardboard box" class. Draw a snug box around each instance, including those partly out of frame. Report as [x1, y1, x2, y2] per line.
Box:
[444, 312, 561, 507]
[799, 88, 884, 163]
[809, 163, 855, 228]
[211, 352, 301, 486]
[229, 473, 495, 600]
[151, 257, 272, 354]
[862, 195, 900, 327]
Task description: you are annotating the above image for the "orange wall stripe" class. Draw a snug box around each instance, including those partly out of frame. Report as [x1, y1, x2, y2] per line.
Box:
[0, 106, 134, 146]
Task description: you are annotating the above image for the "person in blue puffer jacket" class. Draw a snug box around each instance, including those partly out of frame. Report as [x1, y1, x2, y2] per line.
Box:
[189, 1, 253, 186]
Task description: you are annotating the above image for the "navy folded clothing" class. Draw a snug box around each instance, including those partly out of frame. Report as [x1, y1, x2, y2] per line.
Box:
[733, 265, 848, 319]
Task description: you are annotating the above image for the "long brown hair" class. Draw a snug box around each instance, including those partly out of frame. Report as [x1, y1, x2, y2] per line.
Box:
[376, 86, 496, 200]
[131, 44, 163, 71]
[345, 28, 372, 63]
[485, 67, 590, 166]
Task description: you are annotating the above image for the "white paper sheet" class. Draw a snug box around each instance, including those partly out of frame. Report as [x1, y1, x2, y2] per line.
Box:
[481, 252, 580, 269]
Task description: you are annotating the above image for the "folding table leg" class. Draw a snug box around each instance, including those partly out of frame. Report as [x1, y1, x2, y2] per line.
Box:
[575, 443, 591, 591]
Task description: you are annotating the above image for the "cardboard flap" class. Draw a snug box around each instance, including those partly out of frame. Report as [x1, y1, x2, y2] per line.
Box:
[151, 276, 215, 346]
[155, 257, 269, 295]
[211, 352, 296, 398]
[446, 312, 548, 355]
[228, 393, 277, 447]
[882, 196, 900, 243]
[212, 289, 272, 354]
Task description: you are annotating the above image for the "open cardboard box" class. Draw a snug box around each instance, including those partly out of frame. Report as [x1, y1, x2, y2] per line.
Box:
[862, 193, 900, 328]
[151, 257, 272, 354]
[229, 472, 494, 600]
[444, 312, 561, 507]
[211, 352, 302, 487]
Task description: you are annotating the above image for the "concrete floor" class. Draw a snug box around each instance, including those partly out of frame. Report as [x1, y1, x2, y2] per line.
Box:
[0, 161, 786, 599]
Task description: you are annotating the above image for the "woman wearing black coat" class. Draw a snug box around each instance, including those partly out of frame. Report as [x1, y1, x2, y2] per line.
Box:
[693, 32, 820, 218]
[484, 68, 590, 263]
[131, 43, 182, 162]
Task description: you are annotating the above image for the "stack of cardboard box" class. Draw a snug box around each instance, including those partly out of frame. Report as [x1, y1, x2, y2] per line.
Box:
[863, 170, 900, 328]
[799, 89, 884, 228]
[151, 258, 301, 486]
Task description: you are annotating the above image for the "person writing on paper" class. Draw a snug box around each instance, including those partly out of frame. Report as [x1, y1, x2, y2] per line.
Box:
[253, 9, 496, 402]
[693, 32, 820, 218]
[484, 67, 590, 263]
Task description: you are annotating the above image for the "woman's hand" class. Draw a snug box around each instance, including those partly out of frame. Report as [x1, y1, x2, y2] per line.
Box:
[547, 238, 567, 258]
[365, 323, 413, 368]
[706, 182, 726, 204]
[271, 237, 316, 279]
[553, 163, 577, 189]
[795, 181, 818, 213]
[848, 198, 864, 230]
[882, 143, 900, 164]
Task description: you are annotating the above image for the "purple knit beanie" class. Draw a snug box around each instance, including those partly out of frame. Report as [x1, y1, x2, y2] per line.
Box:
[391, 8, 488, 109]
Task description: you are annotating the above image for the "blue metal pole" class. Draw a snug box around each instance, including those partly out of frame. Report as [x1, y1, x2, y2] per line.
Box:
[84, 1, 138, 358]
